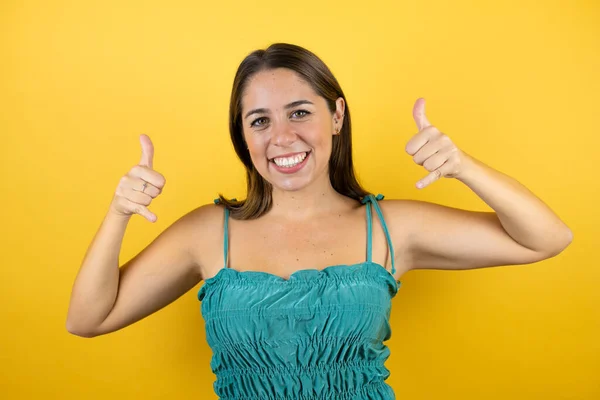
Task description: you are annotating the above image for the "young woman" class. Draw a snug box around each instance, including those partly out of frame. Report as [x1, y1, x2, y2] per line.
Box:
[66, 43, 573, 399]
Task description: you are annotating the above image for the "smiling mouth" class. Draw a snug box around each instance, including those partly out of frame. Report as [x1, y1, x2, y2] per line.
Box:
[269, 150, 311, 168]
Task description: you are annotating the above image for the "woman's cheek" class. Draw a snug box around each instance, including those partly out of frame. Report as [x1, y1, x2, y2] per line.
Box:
[246, 133, 265, 156]
[247, 140, 270, 171]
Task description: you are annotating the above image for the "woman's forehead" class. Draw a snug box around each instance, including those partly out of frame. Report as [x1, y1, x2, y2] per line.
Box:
[242, 69, 319, 109]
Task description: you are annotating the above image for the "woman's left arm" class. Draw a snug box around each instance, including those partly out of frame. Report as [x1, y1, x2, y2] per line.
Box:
[387, 98, 573, 271]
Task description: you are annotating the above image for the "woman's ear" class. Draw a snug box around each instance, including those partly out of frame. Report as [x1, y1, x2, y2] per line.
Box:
[333, 97, 346, 135]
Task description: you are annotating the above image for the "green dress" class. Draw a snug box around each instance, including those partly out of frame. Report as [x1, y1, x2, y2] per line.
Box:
[198, 194, 402, 399]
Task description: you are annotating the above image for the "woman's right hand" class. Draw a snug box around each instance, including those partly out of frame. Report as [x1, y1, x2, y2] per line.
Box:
[110, 134, 166, 223]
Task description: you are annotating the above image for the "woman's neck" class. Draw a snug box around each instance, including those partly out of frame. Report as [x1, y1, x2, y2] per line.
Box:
[268, 179, 354, 221]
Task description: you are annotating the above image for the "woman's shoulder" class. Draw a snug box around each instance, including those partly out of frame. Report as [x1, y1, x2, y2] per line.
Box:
[178, 200, 227, 233]
[378, 197, 462, 217]
[160, 201, 225, 254]
[375, 197, 436, 237]
[377, 197, 425, 215]
[166, 201, 228, 279]
[377, 197, 473, 243]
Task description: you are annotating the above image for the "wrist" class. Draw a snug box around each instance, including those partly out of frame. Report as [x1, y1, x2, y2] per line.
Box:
[455, 152, 482, 184]
[107, 204, 132, 222]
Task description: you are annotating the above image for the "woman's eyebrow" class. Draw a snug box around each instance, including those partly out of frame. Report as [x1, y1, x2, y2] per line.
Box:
[244, 100, 314, 120]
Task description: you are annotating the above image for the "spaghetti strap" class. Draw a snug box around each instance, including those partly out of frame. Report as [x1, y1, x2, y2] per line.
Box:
[365, 199, 373, 263]
[213, 198, 231, 269]
[361, 194, 396, 275]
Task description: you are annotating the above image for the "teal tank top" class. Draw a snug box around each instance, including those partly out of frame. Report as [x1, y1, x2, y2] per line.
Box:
[197, 194, 402, 399]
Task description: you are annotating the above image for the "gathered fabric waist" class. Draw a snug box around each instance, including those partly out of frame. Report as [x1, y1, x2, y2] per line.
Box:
[213, 362, 395, 399]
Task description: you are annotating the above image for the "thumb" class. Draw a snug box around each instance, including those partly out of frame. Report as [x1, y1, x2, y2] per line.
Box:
[139, 134, 154, 169]
[412, 98, 432, 131]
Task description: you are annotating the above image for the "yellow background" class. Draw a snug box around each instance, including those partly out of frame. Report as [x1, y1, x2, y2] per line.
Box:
[1, 0, 598, 398]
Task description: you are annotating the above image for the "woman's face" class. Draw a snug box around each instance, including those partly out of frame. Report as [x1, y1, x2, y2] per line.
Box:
[240, 68, 345, 192]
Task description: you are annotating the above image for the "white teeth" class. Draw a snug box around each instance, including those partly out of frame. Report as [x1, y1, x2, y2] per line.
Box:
[273, 152, 307, 167]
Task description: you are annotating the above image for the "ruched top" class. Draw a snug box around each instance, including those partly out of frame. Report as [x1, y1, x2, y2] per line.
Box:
[197, 194, 402, 399]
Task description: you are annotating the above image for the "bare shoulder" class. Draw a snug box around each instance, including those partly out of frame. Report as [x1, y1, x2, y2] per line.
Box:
[376, 198, 467, 272]
[179, 200, 225, 233]
[133, 200, 226, 279]
[176, 201, 227, 279]
[378, 197, 485, 245]
[376, 197, 429, 234]
[377, 198, 423, 214]
[381, 195, 479, 219]
[368, 198, 424, 277]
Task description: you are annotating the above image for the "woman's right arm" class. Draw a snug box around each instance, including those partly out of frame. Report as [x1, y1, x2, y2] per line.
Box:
[66, 134, 216, 338]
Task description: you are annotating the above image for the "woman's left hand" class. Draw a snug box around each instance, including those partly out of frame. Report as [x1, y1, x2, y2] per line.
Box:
[405, 98, 471, 189]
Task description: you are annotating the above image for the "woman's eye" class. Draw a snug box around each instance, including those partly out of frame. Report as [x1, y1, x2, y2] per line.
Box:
[292, 110, 310, 118]
[250, 117, 268, 127]
[250, 110, 309, 128]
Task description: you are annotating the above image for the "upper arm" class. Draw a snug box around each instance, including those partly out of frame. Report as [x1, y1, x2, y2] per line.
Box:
[90, 203, 220, 337]
[383, 199, 549, 271]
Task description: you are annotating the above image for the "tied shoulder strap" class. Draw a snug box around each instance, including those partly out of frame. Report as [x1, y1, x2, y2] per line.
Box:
[214, 198, 236, 269]
[361, 194, 397, 275]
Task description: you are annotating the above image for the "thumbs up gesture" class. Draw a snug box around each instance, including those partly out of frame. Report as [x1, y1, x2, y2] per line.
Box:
[405, 98, 469, 189]
[110, 134, 166, 222]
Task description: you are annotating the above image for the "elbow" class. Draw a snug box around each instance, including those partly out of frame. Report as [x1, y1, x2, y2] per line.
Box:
[564, 228, 574, 248]
[540, 227, 574, 259]
[555, 227, 574, 255]
[65, 319, 99, 338]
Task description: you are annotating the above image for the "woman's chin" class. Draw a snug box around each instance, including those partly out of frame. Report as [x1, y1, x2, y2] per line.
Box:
[272, 177, 312, 192]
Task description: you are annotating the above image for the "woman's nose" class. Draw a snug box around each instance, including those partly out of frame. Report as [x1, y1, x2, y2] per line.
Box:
[271, 122, 297, 146]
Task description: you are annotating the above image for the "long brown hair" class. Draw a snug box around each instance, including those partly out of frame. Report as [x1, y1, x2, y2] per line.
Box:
[216, 43, 370, 219]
